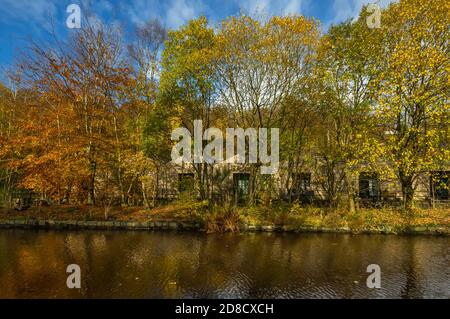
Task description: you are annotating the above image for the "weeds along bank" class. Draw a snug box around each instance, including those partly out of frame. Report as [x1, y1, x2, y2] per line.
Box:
[0, 201, 448, 235]
[174, 201, 450, 234]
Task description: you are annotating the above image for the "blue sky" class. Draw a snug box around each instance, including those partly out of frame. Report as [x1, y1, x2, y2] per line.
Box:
[0, 0, 396, 70]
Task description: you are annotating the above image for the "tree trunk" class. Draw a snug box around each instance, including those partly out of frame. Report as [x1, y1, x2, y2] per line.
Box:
[142, 181, 150, 209]
[400, 172, 415, 211]
[248, 165, 259, 206]
[345, 173, 356, 214]
[87, 160, 96, 205]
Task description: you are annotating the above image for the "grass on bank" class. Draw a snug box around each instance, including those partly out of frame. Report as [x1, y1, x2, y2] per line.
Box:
[0, 196, 449, 233]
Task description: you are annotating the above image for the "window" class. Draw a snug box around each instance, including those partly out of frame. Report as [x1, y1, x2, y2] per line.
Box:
[233, 173, 250, 204]
[294, 173, 311, 194]
[178, 173, 194, 193]
[290, 173, 313, 203]
[430, 171, 449, 200]
[359, 173, 380, 199]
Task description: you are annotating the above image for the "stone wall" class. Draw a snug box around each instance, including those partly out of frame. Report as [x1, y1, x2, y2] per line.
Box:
[0, 219, 448, 235]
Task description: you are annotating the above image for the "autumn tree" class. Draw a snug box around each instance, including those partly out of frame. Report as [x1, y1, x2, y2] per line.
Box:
[0, 73, 28, 206]
[312, 10, 384, 210]
[128, 19, 170, 206]
[214, 14, 320, 203]
[12, 21, 132, 206]
[157, 17, 217, 200]
[128, 19, 167, 109]
[374, 0, 449, 210]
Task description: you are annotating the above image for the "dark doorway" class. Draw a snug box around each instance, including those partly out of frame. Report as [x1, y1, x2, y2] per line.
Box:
[359, 173, 380, 200]
[178, 173, 195, 193]
[233, 173, 250, 205]
[430, 171, 449, 200]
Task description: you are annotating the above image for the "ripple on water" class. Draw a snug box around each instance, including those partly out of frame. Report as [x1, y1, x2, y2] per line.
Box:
[0, 230, 448, 298]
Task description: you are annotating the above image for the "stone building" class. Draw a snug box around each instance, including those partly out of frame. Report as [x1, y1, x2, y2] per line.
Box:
[156, 159, 450, 208]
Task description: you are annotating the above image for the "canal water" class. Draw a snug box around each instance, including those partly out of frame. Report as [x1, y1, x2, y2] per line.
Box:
[0, 230, 448, 298]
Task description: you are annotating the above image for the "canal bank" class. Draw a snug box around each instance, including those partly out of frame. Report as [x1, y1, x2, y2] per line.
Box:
[0, 218, 448, 235]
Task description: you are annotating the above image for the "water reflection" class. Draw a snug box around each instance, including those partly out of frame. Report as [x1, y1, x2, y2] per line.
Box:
[0, 230, 448, 298]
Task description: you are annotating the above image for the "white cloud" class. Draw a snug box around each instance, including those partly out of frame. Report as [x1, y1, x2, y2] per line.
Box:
[284, 0, 303, 15]
[242, 0, 271, 14]
[235, 0, 306, 16]
[95, 0, 114, 13]
[166, 0, 199, 28]
[0, 0, 57, 25]
[121, 0, 163, 25]
[326, 0, 397, 29]
[122, 0, 205, 29]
